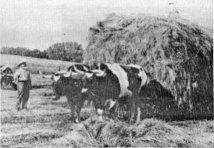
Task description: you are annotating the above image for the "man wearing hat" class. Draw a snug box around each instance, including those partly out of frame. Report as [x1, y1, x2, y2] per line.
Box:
[14, 58, 31, 111]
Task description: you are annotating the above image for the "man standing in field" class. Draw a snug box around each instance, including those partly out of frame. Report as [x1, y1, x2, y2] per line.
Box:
[14, 59, 31, 111]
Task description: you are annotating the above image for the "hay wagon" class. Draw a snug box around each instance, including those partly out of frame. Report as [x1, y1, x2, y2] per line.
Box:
[0, 65, 17, 90]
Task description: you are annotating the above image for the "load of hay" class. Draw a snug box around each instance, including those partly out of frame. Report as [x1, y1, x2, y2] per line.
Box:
[84, 14, 213, 119]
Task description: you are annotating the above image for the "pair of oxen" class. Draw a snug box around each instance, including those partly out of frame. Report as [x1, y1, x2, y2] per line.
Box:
[41, 63, 149, 123]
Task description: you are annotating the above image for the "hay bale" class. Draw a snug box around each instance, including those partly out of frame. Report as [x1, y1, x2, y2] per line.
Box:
[84, 14, 213, 118]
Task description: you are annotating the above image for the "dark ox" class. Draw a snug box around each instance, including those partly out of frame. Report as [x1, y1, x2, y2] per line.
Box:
[40, 64, 93, 123]
[53, 64, 92, 100]
[83, 63, 148, 123]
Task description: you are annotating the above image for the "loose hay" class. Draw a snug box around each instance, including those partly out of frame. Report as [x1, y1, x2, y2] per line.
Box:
[1, 89, 214, 147]
[62, 118, 204, 147]
[1, 130, 62, 147]
[52, 123, 100, 147]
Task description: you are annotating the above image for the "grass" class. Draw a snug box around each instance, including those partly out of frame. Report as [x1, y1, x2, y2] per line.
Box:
[1, 87, 214, 147]
[1, 52, 214, 147]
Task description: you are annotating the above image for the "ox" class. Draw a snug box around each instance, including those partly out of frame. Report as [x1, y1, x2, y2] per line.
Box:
[40, 64, 93, 123]
[40, 64, 92, 100]
[41, 63, 148, 123]
[82, 63, 148, 123]
[41, 63, 117, 123]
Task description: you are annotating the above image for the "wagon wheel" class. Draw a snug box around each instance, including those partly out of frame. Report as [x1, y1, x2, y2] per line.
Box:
[1, 76, 10, 89]
[1, 75, 16, 90]
[10, 82, 17, 90]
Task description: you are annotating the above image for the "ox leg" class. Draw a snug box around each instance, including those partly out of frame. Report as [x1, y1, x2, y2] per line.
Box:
[97, 108, 104, 122]
[130, 104, 135, 123]
[75, 97, 84, 123]
[136, 106, 141, 123]
[53, 95, 60, 101]
[67, 96, 75, 121]
[135, 97, 141, 123]
[106, 99, 117, 120]
[128, 98, 136, 123]
[52, 85, 60, 100]
[93, 99, 104, 122]
[74, 105, 80, 123]
[108, 99, 117, 110]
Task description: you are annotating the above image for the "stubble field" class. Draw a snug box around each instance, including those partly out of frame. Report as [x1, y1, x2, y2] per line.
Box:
[1, 54, 214, 147]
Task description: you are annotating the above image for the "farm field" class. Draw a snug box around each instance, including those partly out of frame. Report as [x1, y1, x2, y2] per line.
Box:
[1, 88, 214, 147]
[1, 54, 214, 147]
[1, 54, 75, 87]
[0, 0, 213, 147]
[0, 54, 73, 74]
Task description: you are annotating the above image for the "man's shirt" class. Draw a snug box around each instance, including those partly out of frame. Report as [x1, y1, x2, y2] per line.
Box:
[14, 67, 31, 82]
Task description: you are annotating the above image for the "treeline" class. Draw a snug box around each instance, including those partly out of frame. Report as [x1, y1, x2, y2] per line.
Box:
[1, 42, 83, 62]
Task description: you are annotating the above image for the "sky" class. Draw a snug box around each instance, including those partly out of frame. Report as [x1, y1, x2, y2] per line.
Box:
[0, 0, 213, 50]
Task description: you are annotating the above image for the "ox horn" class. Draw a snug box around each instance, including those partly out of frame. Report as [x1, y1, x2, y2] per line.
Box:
[65, 70, 85, 79]
[62, 70, 71, 77]
[92, 69, 106, 77]
[84, 72, 93, 79]
[59, 69, 89, 80]
[73, 65, 93, 79]
[55, 70, 82, 79]
[39, 70, 53, 79]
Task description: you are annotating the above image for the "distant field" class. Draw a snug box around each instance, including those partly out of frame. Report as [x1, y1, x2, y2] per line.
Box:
[0, 54, 76, 87]
[0, 54, 74, 74]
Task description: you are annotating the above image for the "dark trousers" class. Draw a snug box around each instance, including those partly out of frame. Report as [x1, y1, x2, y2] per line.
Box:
[16, 81, 30, 111]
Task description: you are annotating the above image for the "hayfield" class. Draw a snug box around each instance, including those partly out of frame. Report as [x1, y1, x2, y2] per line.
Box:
[1, 88, 214, 147]
[0, 54, 73, 74]
[0, 54, 214, 147]
[0, 54, 74, 87]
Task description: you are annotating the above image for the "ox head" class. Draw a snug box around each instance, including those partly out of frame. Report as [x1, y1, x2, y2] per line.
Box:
[81, 63, 121, 102]
[40, 70, 71, 99]
[79, 67, 106, 93]
[39, 64, 95, 100]
[40, 70, 83, 99]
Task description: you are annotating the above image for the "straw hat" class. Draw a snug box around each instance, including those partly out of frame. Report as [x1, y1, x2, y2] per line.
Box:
[17, 58, 27, 67]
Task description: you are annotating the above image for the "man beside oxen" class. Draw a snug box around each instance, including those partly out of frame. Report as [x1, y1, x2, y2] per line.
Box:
[40, 63, 149, 123]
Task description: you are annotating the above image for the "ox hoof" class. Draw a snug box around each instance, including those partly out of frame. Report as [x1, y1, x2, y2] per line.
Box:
[52, 98, 59, 101]
[74, 118, 80, 123]
[16, 107, 21, 112]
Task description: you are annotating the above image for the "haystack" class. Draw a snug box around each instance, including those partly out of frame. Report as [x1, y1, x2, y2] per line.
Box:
[84, 14, 213, 118]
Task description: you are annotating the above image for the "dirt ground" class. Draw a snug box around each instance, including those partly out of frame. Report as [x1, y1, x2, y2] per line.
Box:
[1, 88, 214, 147]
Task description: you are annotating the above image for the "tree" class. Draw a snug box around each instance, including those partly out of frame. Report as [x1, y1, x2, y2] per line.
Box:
[1, 41, 83, 62]
[46, 42, 83, 62]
